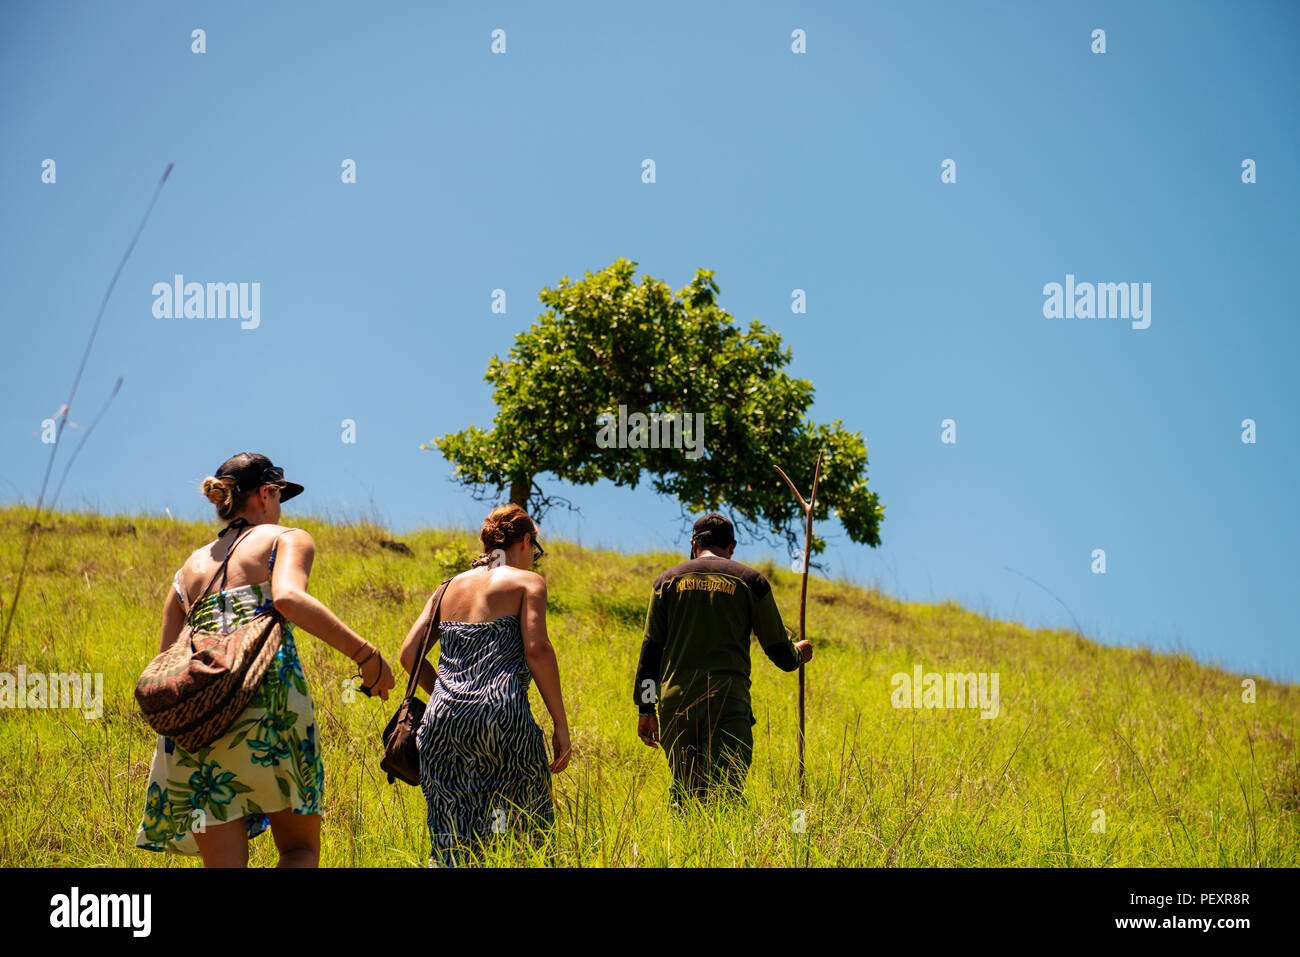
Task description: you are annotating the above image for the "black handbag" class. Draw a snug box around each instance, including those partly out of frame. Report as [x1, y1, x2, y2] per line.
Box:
[381, 578, 452, 785]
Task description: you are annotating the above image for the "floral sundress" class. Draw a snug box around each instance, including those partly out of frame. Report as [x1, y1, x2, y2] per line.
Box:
[135, 538, 325, 855]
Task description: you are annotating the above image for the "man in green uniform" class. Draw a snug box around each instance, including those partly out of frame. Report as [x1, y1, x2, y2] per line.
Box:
[634, 513, 813, 803]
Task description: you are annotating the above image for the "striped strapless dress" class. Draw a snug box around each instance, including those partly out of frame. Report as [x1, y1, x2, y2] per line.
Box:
[415, 613, 554, 866]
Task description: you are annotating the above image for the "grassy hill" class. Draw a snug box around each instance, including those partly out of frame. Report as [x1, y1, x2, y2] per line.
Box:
[1, 506, 1296, 867]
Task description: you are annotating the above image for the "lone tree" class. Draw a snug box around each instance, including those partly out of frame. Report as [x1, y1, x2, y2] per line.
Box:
[426, 258, 884, 557]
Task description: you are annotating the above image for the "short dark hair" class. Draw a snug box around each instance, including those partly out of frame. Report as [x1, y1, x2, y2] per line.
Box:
[691, 512, 735, 550]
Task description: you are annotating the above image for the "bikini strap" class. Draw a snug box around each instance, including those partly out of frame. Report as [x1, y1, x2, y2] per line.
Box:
[268, 527, 302, 574]
[185, 524, 254, 622]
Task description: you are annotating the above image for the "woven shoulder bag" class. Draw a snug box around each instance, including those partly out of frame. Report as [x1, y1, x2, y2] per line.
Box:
[135, 523, 285, 752]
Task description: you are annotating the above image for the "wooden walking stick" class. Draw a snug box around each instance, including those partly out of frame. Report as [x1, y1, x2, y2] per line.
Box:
[773, 449, 823, 797]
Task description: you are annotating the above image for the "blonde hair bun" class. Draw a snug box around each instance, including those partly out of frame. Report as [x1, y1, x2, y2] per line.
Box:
[201, 475, 234, 508]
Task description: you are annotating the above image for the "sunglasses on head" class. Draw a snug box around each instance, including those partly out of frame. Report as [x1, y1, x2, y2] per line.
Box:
[220, 465, 285, 491]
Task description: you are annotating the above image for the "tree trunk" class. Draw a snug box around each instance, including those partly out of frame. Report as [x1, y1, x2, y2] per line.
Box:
[509, 474, 532, 509]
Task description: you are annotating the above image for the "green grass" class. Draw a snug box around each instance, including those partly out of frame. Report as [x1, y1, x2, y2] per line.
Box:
[1, 505, 1296, 867]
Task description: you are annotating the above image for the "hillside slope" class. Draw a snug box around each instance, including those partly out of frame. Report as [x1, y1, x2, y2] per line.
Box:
[1, 507, 1296, 867]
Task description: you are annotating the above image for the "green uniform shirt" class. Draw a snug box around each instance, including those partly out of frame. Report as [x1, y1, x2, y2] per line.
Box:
[635, 556, 802, 715]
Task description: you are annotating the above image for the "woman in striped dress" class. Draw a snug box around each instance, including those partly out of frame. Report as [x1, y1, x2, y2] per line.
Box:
[400, 504, 571, 866]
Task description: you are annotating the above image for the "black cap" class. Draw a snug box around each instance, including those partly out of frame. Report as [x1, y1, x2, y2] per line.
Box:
[691, 512, 735, 549]
[216, 452, 304, 503]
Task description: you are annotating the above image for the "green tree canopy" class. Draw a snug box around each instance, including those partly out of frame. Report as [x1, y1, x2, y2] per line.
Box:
[426, 258, 883, 557]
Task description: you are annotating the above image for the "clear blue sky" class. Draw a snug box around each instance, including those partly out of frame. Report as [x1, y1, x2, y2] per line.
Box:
[2, 1, 1297, 681]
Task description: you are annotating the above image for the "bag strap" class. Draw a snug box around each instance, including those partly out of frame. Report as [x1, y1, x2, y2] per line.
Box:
[185, 519, 256, 623]
[403, 577, 454, 701]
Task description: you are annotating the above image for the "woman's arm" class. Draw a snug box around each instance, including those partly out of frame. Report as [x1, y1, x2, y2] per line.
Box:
[398, 592, 439, 696]
[519, 573, 570, 772]
[270, 528, 396, 700]
[158, 587, 186, 654]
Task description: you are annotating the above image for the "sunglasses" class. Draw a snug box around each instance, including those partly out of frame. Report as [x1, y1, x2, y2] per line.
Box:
[259, 467, 286, 498]
[531, 533, 545, 563]
[220, 465, 286, 492]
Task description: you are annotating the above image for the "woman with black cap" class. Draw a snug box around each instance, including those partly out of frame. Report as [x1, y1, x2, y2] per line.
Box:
[134, 452, 395, 866]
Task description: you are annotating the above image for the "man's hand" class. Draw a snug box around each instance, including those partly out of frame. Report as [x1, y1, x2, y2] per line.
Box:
[637, 713, 659, 747]
[795, 640, 813, 663]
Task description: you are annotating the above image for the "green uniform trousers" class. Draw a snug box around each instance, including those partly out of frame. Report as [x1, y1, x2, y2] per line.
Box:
[658, 693, 756, 802]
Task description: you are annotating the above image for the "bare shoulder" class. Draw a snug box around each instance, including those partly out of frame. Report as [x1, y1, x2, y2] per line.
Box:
[270, 525, 313, 546]
[197, 524, 311, 560]
[487, 565, 545, 598]
[183, 542, 211, 573]
[241, 523, 309, 554]
[506, 566, 546, 590]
